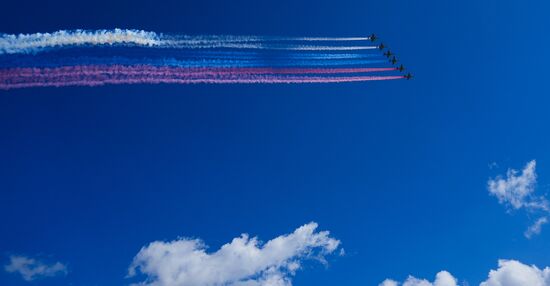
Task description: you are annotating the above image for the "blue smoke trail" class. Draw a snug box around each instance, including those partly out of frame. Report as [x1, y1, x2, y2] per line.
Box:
[0, 55, 386, 68]
[0, 46, 382, 61]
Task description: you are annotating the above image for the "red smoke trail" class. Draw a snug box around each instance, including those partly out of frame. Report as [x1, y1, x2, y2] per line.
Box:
[0, 65, 403, 89]
[0, 66, 397, 77]
[1, 76, 404, 89]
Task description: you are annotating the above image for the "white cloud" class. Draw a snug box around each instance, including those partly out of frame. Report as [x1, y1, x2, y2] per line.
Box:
[381, 260, 550, 286]
[480, 260, 550, 286]
[4, 255, 67, 281]
[488, 162, 499, 170]
[430, 271, 459, 286]
[487, 160, 550, 238]
[488, 160, 542, 210]
[525, 217, 549, 239]
[381, 271, 457, 286]
[402, 277, 433, 286]
[128, 222, 340, 286]
[379, 279, 399, 286]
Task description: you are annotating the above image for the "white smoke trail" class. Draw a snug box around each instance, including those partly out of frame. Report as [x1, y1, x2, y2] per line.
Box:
[278, 37, 371, 41]
[0, 29, 162, 54]
[162, 43, 378, 50]
[166, 35, 372, 42]
[0, 30, 375, 54]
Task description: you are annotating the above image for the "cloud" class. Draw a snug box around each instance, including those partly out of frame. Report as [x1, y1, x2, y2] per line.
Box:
[381, 260, 550, 286]
[379, 279, 400, 286]
[380, 271, 457, 286]
[487, 160, 543, 210]
[128, 222, 341, 286]
[480, 260, 550, 286]
[487, 160, 549, 237]
[4, 255, 67, 281]
[525, 217, 549, 239]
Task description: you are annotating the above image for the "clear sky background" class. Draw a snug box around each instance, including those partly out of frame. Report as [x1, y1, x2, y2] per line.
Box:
[1, 0, 550, 285]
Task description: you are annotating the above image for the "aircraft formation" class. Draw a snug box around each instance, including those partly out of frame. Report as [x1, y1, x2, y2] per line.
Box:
[370, 33, 413, 80]
[0, 30, 412, 89]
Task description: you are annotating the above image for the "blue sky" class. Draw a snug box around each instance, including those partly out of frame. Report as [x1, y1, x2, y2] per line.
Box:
[1, 0, 550, 285]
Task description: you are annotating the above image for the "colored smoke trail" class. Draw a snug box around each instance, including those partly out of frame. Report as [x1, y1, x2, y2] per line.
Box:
[0, 65, 402, 89]
[1, 74, 403, 89]
[0, 56, 386, 69]
[0, 66, 397, 77]
[0, 51, 384, 70]
[0, 29, 408, 89]
[4, 46, 382, 60]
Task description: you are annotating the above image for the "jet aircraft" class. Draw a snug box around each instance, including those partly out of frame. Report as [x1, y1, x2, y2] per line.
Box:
[370, 34, 377, 42]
